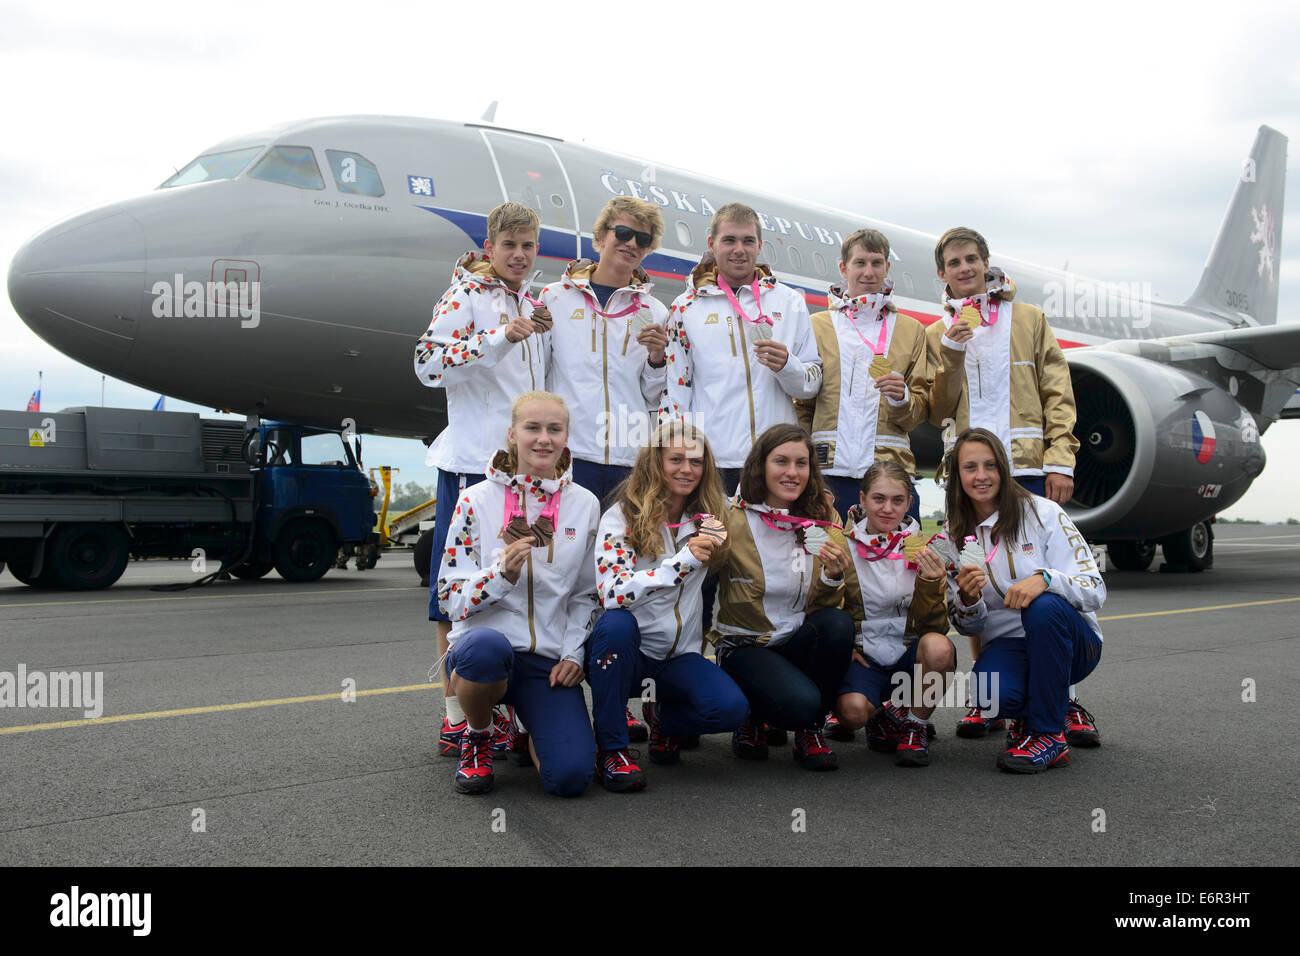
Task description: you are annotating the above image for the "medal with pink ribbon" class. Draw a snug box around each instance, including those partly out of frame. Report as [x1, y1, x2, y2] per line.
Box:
[501, 486, 562, 548]
[718, 275, 774, 344]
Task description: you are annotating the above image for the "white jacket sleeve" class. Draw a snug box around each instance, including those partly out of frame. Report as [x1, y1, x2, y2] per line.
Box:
[658, 297, 693, 423]
[773, 295, 823, 399]
[1034, 502, 1107, 613]
[560, 522, 601, 665]
[414, 283, 517, 388]
[639, 298, 671, 408]
[595, 509, 703, 610]
[437, 493, 517, 622]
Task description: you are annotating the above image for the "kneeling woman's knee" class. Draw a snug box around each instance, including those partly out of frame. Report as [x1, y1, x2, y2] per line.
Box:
[809, 607, 855, 650]
[838, 694, 873, 727]
[452, 627, 513, 683]
[1021, 591, 1073, 632]
[590, 609, 641, 655]
[541, 753, 594, 798]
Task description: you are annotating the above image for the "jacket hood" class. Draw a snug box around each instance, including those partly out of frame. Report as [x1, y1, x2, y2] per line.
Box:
[452, 251, 535, 296]
[828, 277, 898, 315]
[563, 258, 652, 292]
[486, 448, 574, 497]
[688, 254, 776, 293]
[941, 267, 1017, 314]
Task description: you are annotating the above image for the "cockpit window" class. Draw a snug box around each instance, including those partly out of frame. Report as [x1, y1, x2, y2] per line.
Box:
[248, 145, 325, 190]
[159, 146, 263, 188]
[325, 150, 384, 197]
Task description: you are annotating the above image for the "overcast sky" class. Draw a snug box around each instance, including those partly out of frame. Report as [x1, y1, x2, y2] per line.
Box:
[3, 0, 1298, 520]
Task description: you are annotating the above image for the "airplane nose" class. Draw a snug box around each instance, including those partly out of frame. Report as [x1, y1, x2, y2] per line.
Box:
[8, 208, 146, 373]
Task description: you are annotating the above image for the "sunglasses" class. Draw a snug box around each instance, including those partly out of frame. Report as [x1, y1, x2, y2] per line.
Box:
[611, 224, 653, 249]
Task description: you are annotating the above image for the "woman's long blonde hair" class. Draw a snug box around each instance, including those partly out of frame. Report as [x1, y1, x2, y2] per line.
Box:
[613, 421, 727, 559]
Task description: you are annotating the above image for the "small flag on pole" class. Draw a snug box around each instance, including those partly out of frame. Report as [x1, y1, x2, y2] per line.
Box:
[26, 388, 40, 412]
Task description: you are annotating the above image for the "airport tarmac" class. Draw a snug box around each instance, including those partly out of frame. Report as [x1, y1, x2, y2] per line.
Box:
[1, 523, 1296, 867]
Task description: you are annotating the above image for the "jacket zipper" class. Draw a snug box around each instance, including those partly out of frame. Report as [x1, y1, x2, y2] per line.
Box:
[526, 553, 537, 653]
[602, 315, 611, 463]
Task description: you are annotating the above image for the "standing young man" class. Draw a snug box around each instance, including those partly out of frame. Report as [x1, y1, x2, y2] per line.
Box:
[796, 228, 929, 522]
[926, 227, 1096, 747]
[661, 202, 823, 491]
[541, 196, 670, 507]
[413, 201, 549, 757]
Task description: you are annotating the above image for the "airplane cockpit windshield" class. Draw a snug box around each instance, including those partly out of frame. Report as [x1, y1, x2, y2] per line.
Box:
[159, 146, 263, 188]
[248, 145, 325, 190]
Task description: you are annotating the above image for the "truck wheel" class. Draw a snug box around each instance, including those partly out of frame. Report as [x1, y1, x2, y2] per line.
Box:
[48, 524, 130, 590]
[1107, 540, 1156, 572]
[1161, 521, 1214, 572]
[230, 560, 275, 580]
[414, 529, 434, 584]
[274, 519, 335, 582]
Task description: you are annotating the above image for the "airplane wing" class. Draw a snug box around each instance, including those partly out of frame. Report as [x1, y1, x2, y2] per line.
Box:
[1151, 321, 1300, 370]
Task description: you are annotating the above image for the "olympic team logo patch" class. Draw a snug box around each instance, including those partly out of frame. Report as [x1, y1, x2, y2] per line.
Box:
[1192, 411, 1216, 464]
[564, 526, 576, 541]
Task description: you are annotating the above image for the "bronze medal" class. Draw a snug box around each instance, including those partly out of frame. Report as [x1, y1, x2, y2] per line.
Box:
[530, 303, 553, 333]
[697, 516, 727, 544]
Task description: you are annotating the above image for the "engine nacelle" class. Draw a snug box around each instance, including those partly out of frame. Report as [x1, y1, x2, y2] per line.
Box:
[1066, 350, 1265, 540]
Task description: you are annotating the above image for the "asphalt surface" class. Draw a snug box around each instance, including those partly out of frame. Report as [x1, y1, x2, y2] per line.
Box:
[1, 524, 1297, 867]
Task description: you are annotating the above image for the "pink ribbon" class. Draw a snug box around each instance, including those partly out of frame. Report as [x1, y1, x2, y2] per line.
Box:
[717, 275, 773, 336]
[580, 288, 643, 320]
[844, 305, 890, 355]
[961, 299, 1001, 327]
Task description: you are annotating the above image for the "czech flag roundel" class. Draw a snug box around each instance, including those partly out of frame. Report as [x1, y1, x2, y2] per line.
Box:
[1193, 410, 1216, 464]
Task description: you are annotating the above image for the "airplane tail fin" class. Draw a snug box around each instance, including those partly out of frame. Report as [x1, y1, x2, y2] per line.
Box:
[1184, 125, 1287, 325]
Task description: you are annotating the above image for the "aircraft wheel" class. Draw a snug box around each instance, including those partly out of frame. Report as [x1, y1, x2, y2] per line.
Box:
[274, 519, 335, 583]
[230, 560, 275, 581]
[413, 529, 434, 581]
[1161, 521, 1214, 572]
[1107, 539, 1156, 572]
[47, 524, 130, 590]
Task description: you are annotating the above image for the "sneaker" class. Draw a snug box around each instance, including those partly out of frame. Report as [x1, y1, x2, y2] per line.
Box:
[626, 706, 648, 743]
[491, 707, 514, 754]
[1065, 699, 1101, 748]
[793, 728, 838, 771]
[642, 700, 680, 766]
[999, 731, 1070, 774]
[509, 729, 533, 767]
[866, 702, 903, 753]
[454, 728, 494, 794]
[823, 710, 855, 742]
[764, 724, 788, 746]
[895, 719, 931, 767]
[439, 717, 466, 757]
[732, 718, 770, 761]
[955, 705, 1005, 738]
[1005, 718, 1026, 747]
[596, 748, 646, 792]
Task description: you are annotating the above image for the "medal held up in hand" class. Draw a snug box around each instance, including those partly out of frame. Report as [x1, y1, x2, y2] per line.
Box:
[869, 355, 892, 379]
[630, 307, 656, 333]
[697, 515, 727, 544]
[960, 303, 982, 330]
[902, 535, 926, 562]
[801, 525, 830, 556]
[529, 303, 553, 333]
[959, 539, 987, 567]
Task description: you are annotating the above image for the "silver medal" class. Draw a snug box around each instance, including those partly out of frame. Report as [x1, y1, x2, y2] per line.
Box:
[803, 525, 830, 556]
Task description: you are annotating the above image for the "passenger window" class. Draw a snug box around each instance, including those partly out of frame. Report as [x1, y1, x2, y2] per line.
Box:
[675, 221, 692, 248]
[325, 149, 384, 196]
[813, 252, 827, 276]
[788, 246, 803, 270]
[249, 145, 325, 190]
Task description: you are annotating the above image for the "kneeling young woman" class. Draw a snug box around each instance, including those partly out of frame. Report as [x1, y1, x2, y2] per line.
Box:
[586, 421, 750, 791]
[437, 391, 601, 796]
[945, 428, 1105, 774]
[709, 424, 856, 771]
[833, 461, 955, 766]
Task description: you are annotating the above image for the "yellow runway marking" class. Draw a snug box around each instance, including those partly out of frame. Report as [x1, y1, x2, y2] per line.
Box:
[0, 585, 422, 610]
[0, 682, 443, 735]
[1098, 595, 1300, 621]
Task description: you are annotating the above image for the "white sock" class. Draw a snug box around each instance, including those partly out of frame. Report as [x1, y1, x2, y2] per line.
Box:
[445, 695, 466, 725]
[1068, 684, 1078, 701]
[904, 711, 926, 726]
[466, 721, 492, 736]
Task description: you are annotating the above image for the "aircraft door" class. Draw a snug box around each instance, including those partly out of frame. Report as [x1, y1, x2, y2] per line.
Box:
[482, 131, 580, 259]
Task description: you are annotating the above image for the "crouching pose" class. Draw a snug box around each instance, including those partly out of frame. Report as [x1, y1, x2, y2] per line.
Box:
[832, 461, 955, 766]
[437, 391, 600, 796]
[944, 428, 1104, 774]
[586, 422, 750, 791]
[708, 424, 856, 771]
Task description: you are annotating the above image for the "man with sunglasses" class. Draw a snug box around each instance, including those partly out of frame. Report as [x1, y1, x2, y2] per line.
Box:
[541, 196, 670, 505]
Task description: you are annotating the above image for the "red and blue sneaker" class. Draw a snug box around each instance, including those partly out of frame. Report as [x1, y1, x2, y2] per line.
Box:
[866, 701, 904, 753]
[895, 719, 932, 767]
[642, 700, 680, 765]
[439, 717, 466, 757]
[1065, 699, 1101, 748]
[626, 706, 649, 743]
[823, 710, 855, 742]
[955, 705, 1006, 738]
[732, 718, 769, 761]
[454, 728, 494, 794]
[1005, 717, 1026, 747]
[491, 707, 515, 754]
[596, 748, 646, 792]
[999, 730, 1070, 774]
[793, 728, 838, 771]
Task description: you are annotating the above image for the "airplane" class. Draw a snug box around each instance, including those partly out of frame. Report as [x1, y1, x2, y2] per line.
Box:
[7, 116, 1299, 574]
